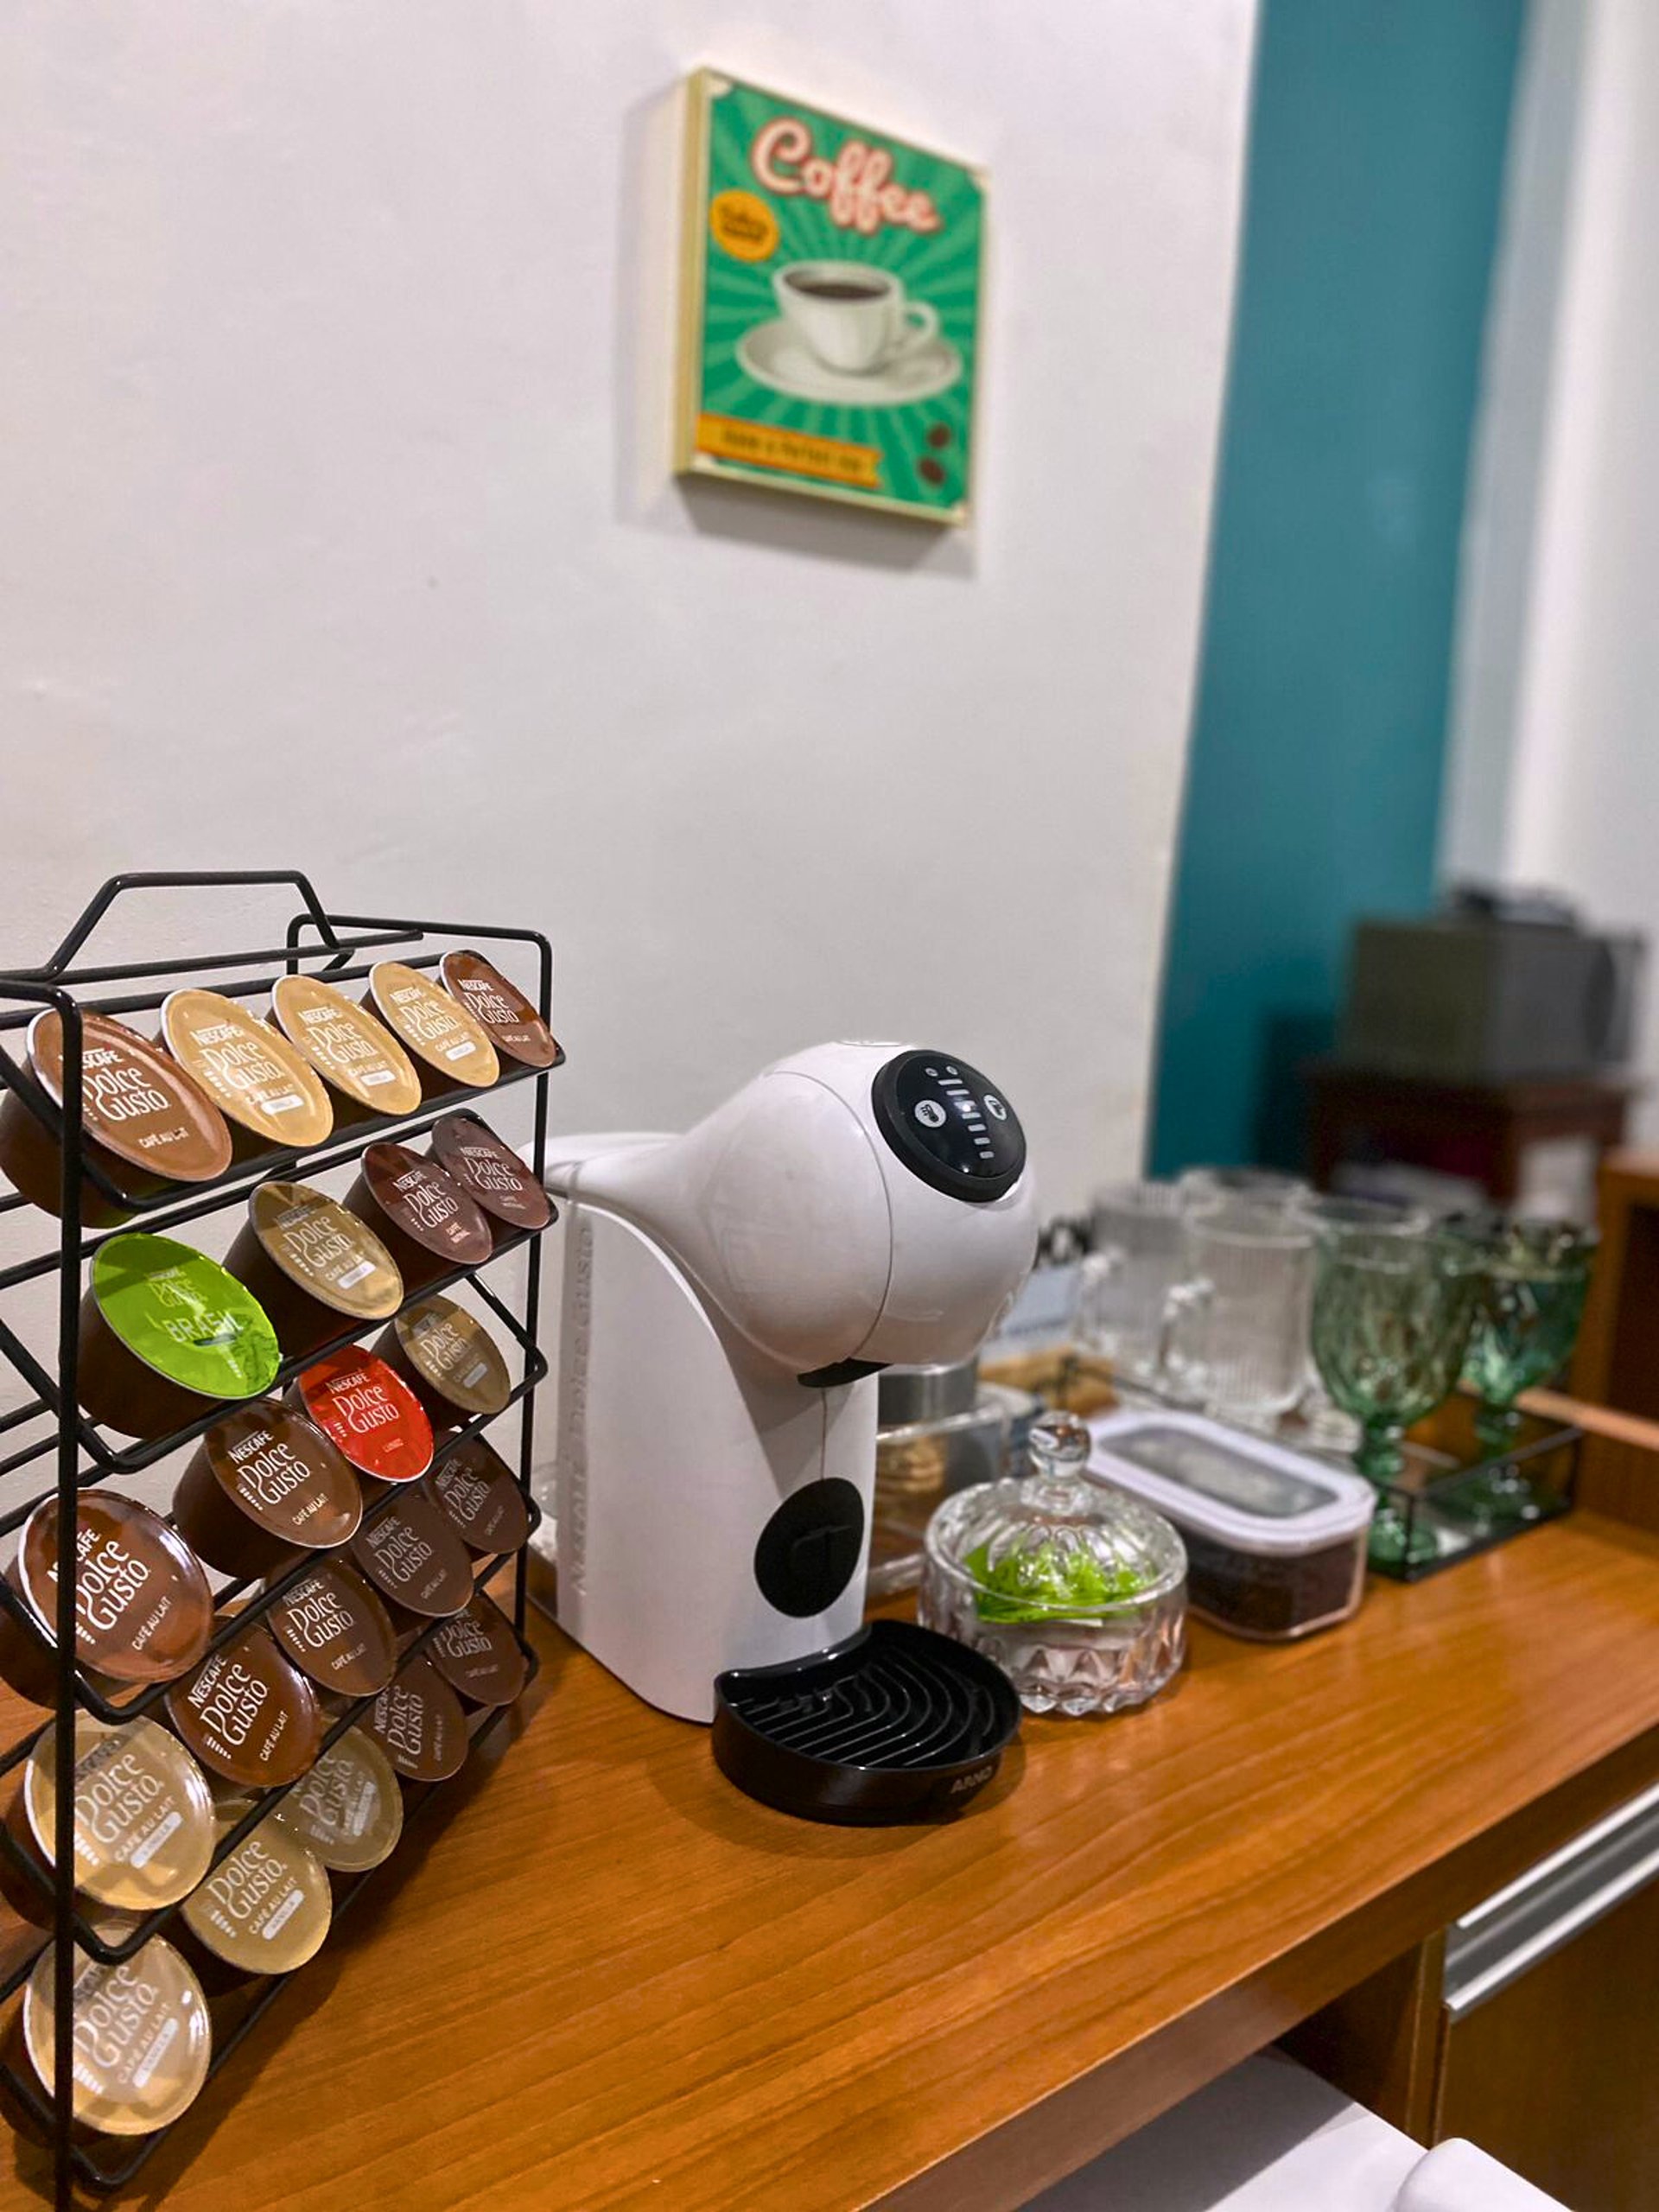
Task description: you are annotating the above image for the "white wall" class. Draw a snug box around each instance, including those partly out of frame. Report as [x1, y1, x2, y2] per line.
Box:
[1442, 0, 1659, 1134]
[0, 0, 1255, 1211]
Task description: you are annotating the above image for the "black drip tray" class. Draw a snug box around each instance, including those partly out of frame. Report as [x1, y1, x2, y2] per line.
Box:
[712, 1619, 1020, 1825]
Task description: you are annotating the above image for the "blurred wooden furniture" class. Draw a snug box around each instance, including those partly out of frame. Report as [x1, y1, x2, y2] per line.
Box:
[1304, 1061, 1634, 1203]
[1572, 1150, 1659, 1421]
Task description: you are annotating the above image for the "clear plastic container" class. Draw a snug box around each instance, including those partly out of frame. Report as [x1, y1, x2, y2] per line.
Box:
[1087, 1408, 1375, 1641]
[920, 1412, 1186, 1716]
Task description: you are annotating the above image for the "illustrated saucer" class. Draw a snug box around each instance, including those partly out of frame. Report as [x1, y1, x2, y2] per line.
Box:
[736, 320, 963, 407]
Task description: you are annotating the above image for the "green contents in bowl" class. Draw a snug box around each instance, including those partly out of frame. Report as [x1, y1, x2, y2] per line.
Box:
[964, 1539, 1153, 1624]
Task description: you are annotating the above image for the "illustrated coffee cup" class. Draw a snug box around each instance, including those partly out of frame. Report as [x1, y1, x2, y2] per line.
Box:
[268, 974, 422, 1125]
[224, 1179, 404, 1356]
[0, 1490, 214, 1706]
[362, 1655, 469, 1783]
[426, 1433, 532, 1559]
[264, 1558, 398, 1699]
[289, 1348, 435, 1488]
[0, 1714, 216, 1928]
[77, 1232, 282, 1440]
[364, 961, 499, 1098]
[164, 1620, 323, 1790]
[159, 988, 334, 1159]
[172, 1400, 364, 1580]
[272, 1726, 403, 1873]
[341, 1141, 493, 1289]
[3, 1936, 212, 2139]
[436, 951, 563, 1071]
[773, 260, 940, 375]
[373, 1294, 512, 1430]
[0, 1009, 233, 1225]
[428, 1112, 552, 1243]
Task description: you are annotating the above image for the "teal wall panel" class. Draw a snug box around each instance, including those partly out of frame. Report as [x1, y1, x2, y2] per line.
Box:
[1149, 0, 1528, 1176]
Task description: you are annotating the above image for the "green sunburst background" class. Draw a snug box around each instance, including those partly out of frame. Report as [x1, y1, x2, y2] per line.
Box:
[693, 79, 984, 518]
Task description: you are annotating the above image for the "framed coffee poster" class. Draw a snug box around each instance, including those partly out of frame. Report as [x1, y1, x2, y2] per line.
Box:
[674, 69, 985, 524]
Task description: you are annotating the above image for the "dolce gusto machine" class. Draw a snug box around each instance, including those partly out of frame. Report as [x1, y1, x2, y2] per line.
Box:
[536, 1044, 1036, 1722]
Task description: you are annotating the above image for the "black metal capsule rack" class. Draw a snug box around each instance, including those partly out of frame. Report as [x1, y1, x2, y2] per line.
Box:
[0, 872, 556, 2204]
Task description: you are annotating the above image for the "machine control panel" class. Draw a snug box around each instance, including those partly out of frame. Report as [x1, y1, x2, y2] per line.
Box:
[753, 1481, 867, 1618]
[871, 1049, 1026, 1203]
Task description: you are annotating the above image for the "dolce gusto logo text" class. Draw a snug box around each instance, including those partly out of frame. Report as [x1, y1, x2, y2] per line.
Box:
[751, 118, 942, 235]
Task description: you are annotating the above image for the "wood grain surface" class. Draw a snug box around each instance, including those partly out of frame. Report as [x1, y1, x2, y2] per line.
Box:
[8, 1515, 1659, 2212]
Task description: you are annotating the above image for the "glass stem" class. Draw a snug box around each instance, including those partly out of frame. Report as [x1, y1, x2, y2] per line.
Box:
[1355, 1418, 1405, 1488]
[1474, 1398, 1522, 1457]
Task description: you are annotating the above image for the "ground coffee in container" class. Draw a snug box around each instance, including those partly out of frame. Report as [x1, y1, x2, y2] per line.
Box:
[0, 1491, 213, 1705]
[350, 1491, 474, 1631]
[172, 1400, 364, 1580]
[428, 1112, 552, 1242]
[363, 1656, 468, 1783]
[268, 975, 421, 1122]
[273, 1726, 404, 1872]
[437, 950, 562, 1070]
[291, 1348, 434, 1487]
[5, 1936, 212, 2138]
[0, 1010, 232, 1225]
[0, 1715, 215, 1924]
[164, 1621, 323, 1790]
[225, 1179, 404, 1356]
[181, 1821, 332, 1984]
[264, 1558, 398, 1699]
[374, 1295, 512, 1429]
[78, 1232, 282, 1440]
[426, 1595, 527, 1710]
[159, 988, 333, 1156]
[365, 962, 499, 1096]
[426, 1434, 532, 1560]
[341, 1141, 492, 1290]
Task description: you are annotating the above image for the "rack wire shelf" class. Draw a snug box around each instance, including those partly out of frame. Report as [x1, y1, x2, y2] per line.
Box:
[0, 872, 557, 2204]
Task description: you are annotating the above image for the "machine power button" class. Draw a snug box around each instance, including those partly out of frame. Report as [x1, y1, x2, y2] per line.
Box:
[753, 1481, 867, 1618]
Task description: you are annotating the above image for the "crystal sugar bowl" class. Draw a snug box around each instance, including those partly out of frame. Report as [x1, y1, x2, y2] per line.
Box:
[920, 1411, 1186, 1716]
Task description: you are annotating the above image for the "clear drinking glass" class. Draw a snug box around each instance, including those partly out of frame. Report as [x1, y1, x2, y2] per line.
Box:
[1442, 1214, 1599, 1523]
[1075, 1180, 1187, 1394]
[1310, 1224, 1482, 1567]
[1160, 1198, 1317, 1425]
[1290, 1193, 1432, 1448]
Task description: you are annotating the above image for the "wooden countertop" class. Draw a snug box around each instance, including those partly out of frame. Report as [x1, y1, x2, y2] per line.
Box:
[11, 1514, 1659, 2212]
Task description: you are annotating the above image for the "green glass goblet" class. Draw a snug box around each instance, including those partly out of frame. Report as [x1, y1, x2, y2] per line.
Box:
[1311, 1227, 1483, 1569]
[1445, 1214, 1598, 1522]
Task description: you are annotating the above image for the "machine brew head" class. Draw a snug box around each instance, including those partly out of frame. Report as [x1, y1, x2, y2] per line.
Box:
[556, 1041, 1038, 1381]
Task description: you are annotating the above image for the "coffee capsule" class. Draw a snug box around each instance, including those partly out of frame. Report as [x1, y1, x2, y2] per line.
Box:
[0, 1491, 213, 1706]
[164, 1622, 323, 1790]
[10, 1937, 211, 2137]
[350, 1492, 474, 1630]
[181, 1821, 332, 1981]
[159, 988, 334, 1154]
[0, 1010, 232, 1225]
[426, 1595, 527, 1710]
[291, 1348, 434, 1486]
[362, 1656, 468, 1783]
[374, 1295, 512, 1428]
[365, 962, 499, 1096]
[429, 1112, 552, 1240]
[426, 1434, 532, 1559]
[341, 1142, 492, 1289]
[268, 974, 421, 1121]
[78, 1232, 282, 1440]
[272, 1726, 403, 1872]
[1, 1715, 216, 1924]
[172, 1401, 363, 1580]
[436, 951, 562, 1070]
[264, 1559, 397, 1698]
[225, 1180, 403, 1355]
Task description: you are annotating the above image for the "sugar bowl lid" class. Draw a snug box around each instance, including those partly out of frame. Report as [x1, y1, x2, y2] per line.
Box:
[927, 1411, 1185, 1619]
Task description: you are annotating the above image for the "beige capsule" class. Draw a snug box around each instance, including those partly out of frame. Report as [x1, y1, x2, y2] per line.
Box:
[365, 962, 499, 1096]
[10, 1936, 212, 2137]
[159, 988, 334, 1154]
[273, 1726, 404, 1872]
[0, 1715, 215, 1924]
[268, 974, 421, 1122]
[181, 1820, 332, 1981]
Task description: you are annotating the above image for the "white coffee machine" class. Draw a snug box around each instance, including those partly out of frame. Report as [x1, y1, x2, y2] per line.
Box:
[535, 1042, 1036, 1721]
